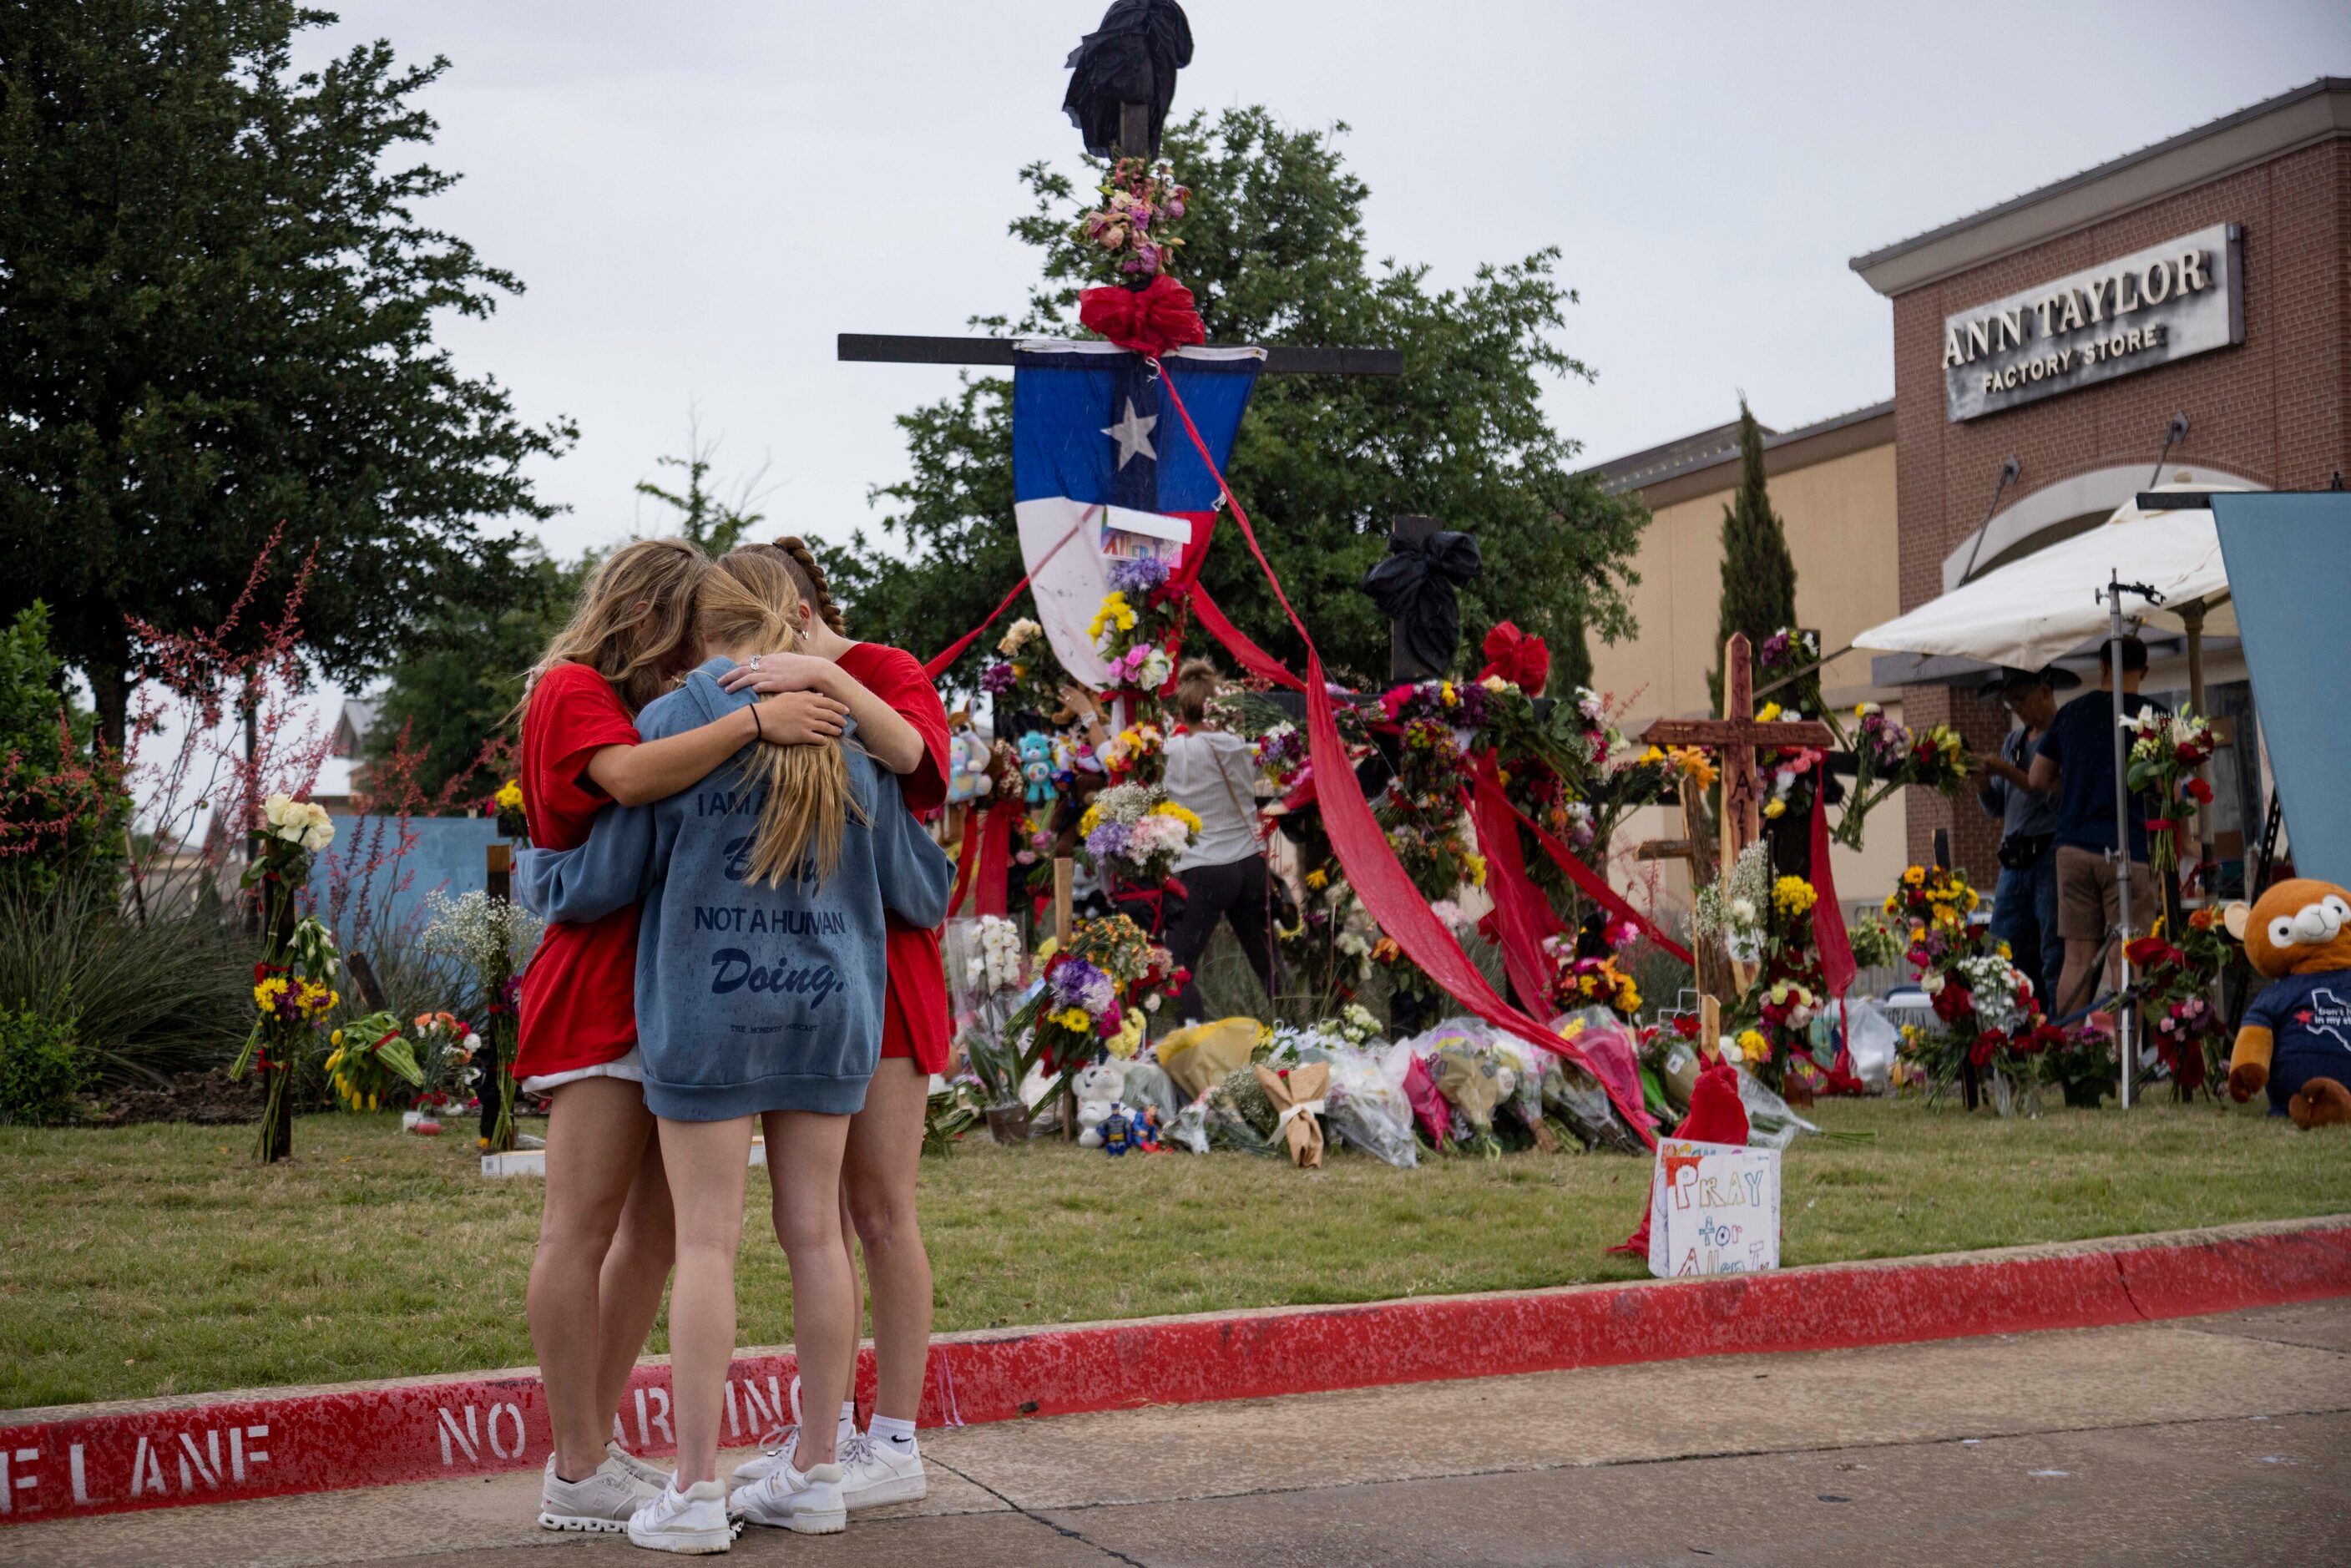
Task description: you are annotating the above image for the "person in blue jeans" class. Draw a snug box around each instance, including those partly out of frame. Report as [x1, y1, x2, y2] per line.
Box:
[1971, 668, 2069, 1010]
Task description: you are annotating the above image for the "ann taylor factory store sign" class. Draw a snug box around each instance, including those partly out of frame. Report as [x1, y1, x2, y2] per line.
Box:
[1941, 223, 2242, 421]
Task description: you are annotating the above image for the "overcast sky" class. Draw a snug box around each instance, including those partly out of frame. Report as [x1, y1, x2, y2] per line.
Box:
[291, 1, 2351, 569]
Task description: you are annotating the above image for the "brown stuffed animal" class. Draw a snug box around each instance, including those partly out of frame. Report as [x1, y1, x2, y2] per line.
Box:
[2224, 878, 2351, 1121]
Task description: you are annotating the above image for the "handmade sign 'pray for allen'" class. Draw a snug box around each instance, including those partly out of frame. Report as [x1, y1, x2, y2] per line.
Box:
[1646, 1138, 1781, 1279]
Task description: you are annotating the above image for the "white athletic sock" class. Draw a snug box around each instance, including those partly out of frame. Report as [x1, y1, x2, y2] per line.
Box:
[838, 1401, 857, 1440]
[870, 1415, 917, 1454]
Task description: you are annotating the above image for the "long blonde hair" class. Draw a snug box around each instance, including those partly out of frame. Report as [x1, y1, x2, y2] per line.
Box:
[702, 549, 865, 887]
[528, 538, 710, 715]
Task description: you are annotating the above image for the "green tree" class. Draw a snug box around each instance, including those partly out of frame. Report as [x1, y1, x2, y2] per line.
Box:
[0, 1, 574, 747]
[363, 544, 589, 805]
[1708, 402, 1799, 715]
[822, 108, 1648, 687]
[634, 417, 772, 555]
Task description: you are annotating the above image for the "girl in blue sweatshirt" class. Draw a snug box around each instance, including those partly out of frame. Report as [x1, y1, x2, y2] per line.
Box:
[517, 549, 952, 1550]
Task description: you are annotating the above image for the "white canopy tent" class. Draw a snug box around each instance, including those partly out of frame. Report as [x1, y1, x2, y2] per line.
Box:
[1852, 482, 2247, 675]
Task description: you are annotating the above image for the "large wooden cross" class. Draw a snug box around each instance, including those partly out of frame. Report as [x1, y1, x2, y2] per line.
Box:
[1640, 634, 1835, 879]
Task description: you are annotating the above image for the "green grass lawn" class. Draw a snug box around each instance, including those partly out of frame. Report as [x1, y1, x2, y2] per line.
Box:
[4, 1098, 2347, 1411]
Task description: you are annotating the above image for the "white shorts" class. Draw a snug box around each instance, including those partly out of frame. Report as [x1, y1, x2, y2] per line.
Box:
[519, 1047, 645, 1097]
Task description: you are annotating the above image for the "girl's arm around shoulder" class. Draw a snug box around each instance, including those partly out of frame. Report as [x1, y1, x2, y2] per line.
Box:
[514, 804, 658, 924]
[866, 769, 955, 929]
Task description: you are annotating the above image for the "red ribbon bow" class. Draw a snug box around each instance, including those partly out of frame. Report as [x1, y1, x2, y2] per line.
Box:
[1078, 276, 1206, 357]
[1474, 621, 1550, 695]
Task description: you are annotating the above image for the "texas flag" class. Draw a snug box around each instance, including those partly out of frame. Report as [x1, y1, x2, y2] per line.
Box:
[1012, 340, 1261, 688]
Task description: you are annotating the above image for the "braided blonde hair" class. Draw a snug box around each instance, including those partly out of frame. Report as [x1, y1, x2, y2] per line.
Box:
[701, 549, 866, 887]
[765, 536, 849, 637]
[528, 538, 710, 715]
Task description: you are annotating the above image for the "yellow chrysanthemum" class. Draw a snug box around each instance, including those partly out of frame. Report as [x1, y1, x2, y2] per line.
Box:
[1763, 798, 1787, 820]
[1152, 801, 1204, 833]
[1772, 876, 1818, 917]
[1756, 701, 1782, 723]
[494, 779, 524, 811]
[1463, 852, 1489, 888]
[1305, 868, 1328, 890]
[1737, 1029, 1769, 1064]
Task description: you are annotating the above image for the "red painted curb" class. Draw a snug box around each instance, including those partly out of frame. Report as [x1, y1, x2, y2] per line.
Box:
[4, 1217, 2345, 1525]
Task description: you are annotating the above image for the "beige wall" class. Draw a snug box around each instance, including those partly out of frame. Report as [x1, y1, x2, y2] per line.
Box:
[1590, 439, 1900, 728]
[1587, 435, 1912, 921]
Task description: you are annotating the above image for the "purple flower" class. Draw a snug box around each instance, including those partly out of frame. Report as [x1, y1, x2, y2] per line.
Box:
[1108, 555, 1171, 595]
[1085, 821, 1133, 862]
[981, 660, 1016, 695]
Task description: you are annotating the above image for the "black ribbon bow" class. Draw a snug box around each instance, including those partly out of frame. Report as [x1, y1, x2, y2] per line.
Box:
[1360, 530, 1484, 679]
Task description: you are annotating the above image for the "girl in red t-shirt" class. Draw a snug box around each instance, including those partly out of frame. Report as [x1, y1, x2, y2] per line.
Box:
[715, 538, 950, 1512]
[518, 538, 859, 1532]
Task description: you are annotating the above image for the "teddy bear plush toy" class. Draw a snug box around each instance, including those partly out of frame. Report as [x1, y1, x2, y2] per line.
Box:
[1071, 1060, 1125, 1147]
[943, 711, 994, 807]
[1017, 731, 1058, 806]
[2225, 878, 2351, 1126]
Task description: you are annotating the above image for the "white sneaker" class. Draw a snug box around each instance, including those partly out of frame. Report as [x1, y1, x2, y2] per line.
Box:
[540, 1453, 659, 1534]
[627, 1479, 734, 1555]
[607, 1440, 673, 1490]
[734, 1461, 847, 1535]
[727, 1376, 856, 1491]
[839, 1430, 928, 1510]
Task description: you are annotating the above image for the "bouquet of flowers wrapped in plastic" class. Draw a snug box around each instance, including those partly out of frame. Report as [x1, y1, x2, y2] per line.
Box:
[1832, 704, 1971, 848]
[1076, 781, 1201, 889]
[1252, 721, 1306, 795]
[1883, 863, 2058, 1110]
[1543, 938, 1644, 1022]
[2123, 707, 2218, 885]
[322, 1010, 425, 1113]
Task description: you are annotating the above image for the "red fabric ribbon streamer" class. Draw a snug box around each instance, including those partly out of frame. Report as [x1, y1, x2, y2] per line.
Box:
[1187, 582, 1307, 690]
[923, 574, 1030, 681]
[955, 797, 1021, 918]
[1078, 276, 1207, 357]
[1469, 751, 1568, 1012]
[1154, 362, 1656, 1148]
[1474, 621, 1550, 695]
[1807, 759, 1858, 1077]
[1489, 784, 1695, 967]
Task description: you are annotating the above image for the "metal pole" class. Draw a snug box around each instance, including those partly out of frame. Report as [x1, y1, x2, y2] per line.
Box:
[2107, 571, 2136, 1110]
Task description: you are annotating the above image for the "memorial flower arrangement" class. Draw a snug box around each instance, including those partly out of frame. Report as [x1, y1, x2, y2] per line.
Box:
[1252, 721, 1306, 794]
[1099, 721, 1166, 785]
[1883, 864, 2055, 1109]
[229, 794, 337, 1161]
[977, 916, 1185, 1109]
[1076, 781, 1201, 888]
[2123, 906, 2237, 1094]
[965, 913, 1028, 995]
[1543, 940, 1643, 1021]
[1090, 557, 1183, 695]
[422, 888, 544, 1151]
[1691, 842, 1773, 966]
[1832, 705, 1971, 848]
[1077, 157, 1190, 277]
[322, 1010, 425, 1112]
[1373, 680, 1491, 919]
[407, 1012, 480, 1117]
[2123, 707, 2217, 885]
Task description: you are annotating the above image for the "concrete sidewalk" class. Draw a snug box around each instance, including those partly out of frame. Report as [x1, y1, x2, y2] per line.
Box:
[9, 1300, 2348, 1566]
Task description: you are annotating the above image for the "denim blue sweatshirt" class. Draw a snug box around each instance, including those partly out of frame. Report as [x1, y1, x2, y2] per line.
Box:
[513, 660, 953, 1120]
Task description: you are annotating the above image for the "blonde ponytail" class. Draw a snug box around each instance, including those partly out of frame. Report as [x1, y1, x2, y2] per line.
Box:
[700, 549, 865, 887]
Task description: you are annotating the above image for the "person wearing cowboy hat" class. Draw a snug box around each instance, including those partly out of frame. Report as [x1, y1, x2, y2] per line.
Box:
[1969, 665, 2077, 1008]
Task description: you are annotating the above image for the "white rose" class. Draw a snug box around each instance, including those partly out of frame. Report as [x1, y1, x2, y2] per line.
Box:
[264, 792, 295, 827]
[1730, 898, 1757, 924]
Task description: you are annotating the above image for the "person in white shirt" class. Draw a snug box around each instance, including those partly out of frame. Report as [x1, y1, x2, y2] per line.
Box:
[1158, 659, 1278, 1019]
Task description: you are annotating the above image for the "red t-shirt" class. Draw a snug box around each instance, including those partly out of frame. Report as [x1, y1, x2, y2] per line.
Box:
[837, 644, 953, 1073]
[514, 662, 644, 1080]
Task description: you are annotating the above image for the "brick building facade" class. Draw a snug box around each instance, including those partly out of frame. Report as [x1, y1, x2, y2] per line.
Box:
[1853, 78, 2351, 881]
